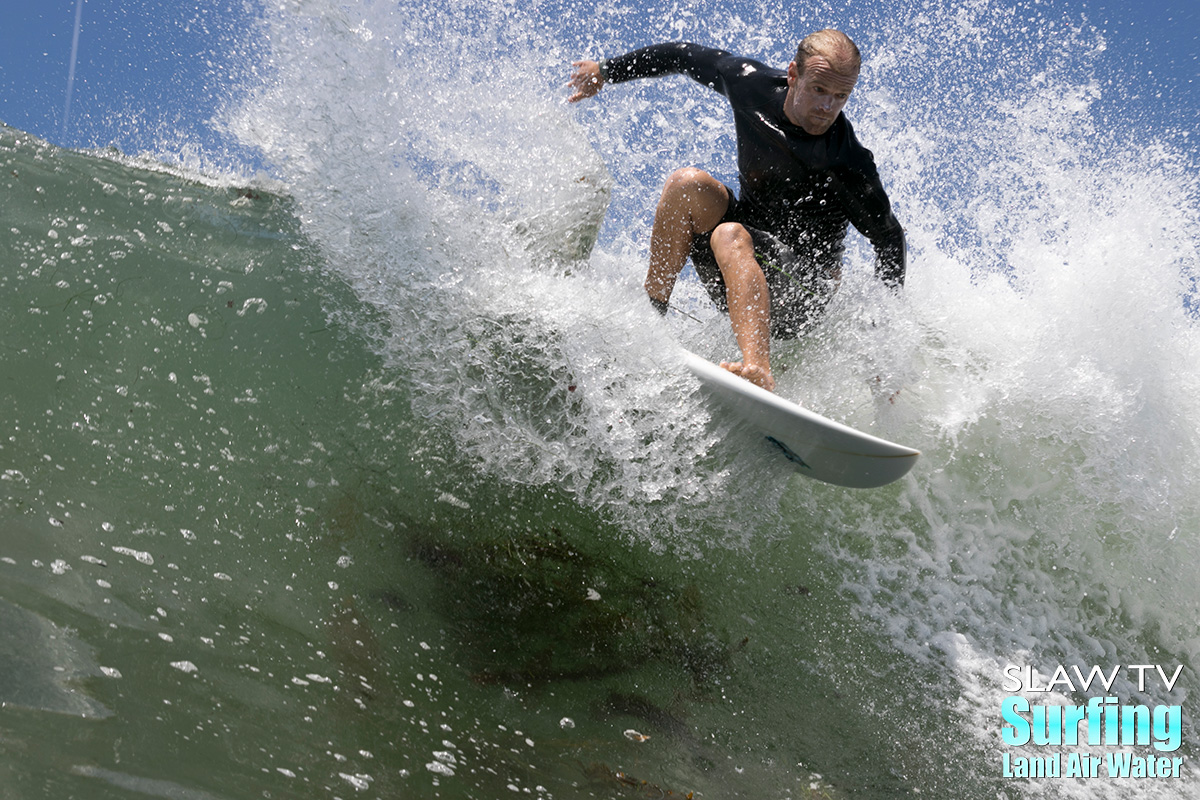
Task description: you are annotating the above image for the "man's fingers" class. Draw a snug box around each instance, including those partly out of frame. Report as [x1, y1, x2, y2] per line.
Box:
[566, 61, 603, 102]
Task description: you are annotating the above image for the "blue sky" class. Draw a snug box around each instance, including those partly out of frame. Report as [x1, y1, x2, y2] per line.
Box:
[0, 0, 1195, 159]
[0, 0, 257, 154]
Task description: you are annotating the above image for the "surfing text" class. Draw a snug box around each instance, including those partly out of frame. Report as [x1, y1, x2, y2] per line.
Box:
[998, 664, 1186, 780]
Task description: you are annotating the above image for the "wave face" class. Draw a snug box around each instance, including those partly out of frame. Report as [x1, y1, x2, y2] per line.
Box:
[2, 0, 1199, 797]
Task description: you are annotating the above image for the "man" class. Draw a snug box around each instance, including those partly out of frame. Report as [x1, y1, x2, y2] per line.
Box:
[567, 32, 906, 392]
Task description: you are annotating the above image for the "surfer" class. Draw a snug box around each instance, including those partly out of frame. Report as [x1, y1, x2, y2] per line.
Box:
[568, 33, 906, 392]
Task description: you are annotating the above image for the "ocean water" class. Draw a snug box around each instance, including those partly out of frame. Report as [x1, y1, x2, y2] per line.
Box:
[2, 0, 1199, 797]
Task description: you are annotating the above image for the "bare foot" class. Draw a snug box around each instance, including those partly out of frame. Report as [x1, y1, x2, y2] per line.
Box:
[720, 361, 775, 392]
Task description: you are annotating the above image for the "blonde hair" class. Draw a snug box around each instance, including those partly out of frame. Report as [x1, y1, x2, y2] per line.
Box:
[794, 29, 861, 77]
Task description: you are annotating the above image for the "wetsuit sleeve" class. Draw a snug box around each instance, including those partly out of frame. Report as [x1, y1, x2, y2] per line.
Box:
[603, 42, 733, 95]
[833, 167, 907, 288]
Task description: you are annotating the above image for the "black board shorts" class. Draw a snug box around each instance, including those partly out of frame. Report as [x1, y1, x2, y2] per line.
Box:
[689, 191, 835, 339]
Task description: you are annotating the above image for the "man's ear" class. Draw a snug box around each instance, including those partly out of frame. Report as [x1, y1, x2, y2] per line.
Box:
[786, 61, 799, 86]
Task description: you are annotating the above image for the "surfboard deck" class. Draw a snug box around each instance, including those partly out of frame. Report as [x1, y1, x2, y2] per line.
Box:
[681, 349, 919, 488]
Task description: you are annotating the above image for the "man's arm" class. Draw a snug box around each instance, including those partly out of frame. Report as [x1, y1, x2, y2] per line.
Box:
[833, 167, 907, 288]
[568, 43, 735, 102]
[870, 216, 906, 288]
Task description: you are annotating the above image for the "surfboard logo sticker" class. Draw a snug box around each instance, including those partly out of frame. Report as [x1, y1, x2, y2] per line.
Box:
[766, 436, 811, 470]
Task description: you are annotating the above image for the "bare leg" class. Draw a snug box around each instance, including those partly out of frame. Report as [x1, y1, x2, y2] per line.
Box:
[645, 169, 775, 392]
[644, 167, 730, 305]
[710, 222, 775, 392]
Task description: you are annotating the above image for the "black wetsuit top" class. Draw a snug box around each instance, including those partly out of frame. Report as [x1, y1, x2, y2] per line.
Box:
[605, 42, 906, 288]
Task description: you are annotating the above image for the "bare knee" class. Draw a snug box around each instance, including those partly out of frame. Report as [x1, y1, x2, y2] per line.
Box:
[662, 166, 715, 194]
[710, 222, 754, 258]
[657, 168, 729, 231]
[710, 222, 767, 290]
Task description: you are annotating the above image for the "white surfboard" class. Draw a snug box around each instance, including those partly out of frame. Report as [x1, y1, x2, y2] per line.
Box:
[681, 350, 919, 488]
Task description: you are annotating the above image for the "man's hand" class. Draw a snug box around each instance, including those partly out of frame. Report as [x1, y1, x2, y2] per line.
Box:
[567, 60, 604, 103]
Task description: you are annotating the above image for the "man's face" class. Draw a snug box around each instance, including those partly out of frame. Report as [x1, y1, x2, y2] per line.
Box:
[784, 56, 858, 135]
